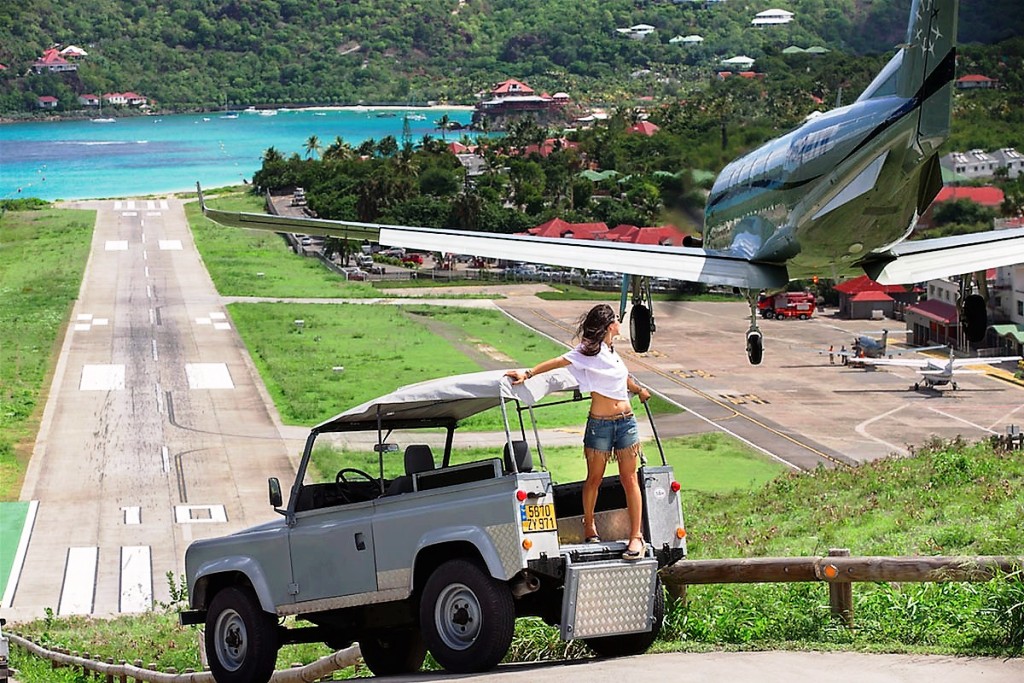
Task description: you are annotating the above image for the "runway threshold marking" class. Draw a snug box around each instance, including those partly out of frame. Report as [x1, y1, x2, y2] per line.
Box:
[105, 240, 128, 251]
[174, 505, 227, 524]
[185, 363, 234, 389]
[59, 547, 98, 615]
[80, 364, 125, 391]
[122, 506, 141, 525]
[120, 546, 153, 613]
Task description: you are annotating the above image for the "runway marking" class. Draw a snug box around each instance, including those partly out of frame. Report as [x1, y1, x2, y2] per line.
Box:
[720, 393, 769, 405]
[149, 308, 155, 324]
[158, 240, 182, 250]
[175, 505, 228, 524]
[141, 232, 145, 243]
[146, 211, 162, 217]
[145, 266, 150, 278]
[73, 314, 108, 332]
[155, 383, 163, 414]
[121, 211, 138, 217]
[146, 285, 153, 299]
[122, 506, 141, 525]
[152, 339, 158, 361]
[162, 445, 170, 473]
[120, 546, 153, 613]
[114, 200, 122, 210]
[197, 312, 232, 330]
[147, 200, 156, 210]
[80, 364, 125, 391]
[105, 240, 129, 251]
[927, 407, 998, 434]
[143, 250, 148, 261]
[59, 547, 97, 615]
[855, 405, 909, 457]
[672, 369, 715, 379]
[126, 200, 135, 210]
[1, 500, 38, 608]
[185, 363, 234, 389]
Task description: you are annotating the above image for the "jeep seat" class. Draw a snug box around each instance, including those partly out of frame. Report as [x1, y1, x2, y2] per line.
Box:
[385, 445, 435, 495]
[503, 440, 533, 473]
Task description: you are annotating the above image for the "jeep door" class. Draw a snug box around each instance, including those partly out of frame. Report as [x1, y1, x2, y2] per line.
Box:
[287, 500, 377, 603]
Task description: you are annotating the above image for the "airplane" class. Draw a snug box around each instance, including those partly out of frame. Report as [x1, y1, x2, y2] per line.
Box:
[857, 347, 1022, 391]
[198, 0, 1024, 365]
[851, 329, 911, 359]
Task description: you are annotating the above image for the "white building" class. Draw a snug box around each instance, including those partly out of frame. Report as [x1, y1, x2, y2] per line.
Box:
[720, 55, 756, 69]
[617, 24, 656, 40]
[670, 34, 705, 44]
[941, 148, 1022, 180]
[752, 9, 794, 26]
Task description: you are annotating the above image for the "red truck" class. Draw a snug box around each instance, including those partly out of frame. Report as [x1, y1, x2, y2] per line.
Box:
[757, 292, 816, 320]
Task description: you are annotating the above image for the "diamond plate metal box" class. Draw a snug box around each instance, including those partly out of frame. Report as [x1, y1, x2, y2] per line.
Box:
[560, 558, 658, 640]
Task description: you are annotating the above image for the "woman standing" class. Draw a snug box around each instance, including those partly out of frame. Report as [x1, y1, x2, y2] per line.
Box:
[506, 304, 651, 560]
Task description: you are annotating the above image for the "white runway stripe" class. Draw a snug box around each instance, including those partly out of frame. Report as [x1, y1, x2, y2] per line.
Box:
[160, 200, 169, 210]
[80, 364, 125, 391]
[59, 547, 97, 615]
[122, 506, 141, 525]
[185, 363, 234, 389]
[120, 546, 153, 613]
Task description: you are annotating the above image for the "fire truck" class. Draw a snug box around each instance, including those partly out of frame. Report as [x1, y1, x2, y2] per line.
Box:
[757, 292, 816, 320]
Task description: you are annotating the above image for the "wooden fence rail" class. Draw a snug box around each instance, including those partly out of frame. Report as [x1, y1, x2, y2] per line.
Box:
[661, 550, 1024, 626]
[6, 632, 361, 683]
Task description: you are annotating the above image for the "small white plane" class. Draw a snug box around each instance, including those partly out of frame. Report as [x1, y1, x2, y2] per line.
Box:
[198, 0, 1024, 364]
[858, 347, 1021, 391]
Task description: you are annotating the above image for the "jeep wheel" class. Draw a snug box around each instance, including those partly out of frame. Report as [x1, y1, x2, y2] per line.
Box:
[584, 576, 664, 658]
[205, 586, 279, 683]
[420, 558, 515, 673]
[358, 628, 426, 676]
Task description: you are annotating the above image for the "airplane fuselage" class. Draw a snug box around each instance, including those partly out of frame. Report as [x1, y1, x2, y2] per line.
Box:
[703, 2, 956, 285]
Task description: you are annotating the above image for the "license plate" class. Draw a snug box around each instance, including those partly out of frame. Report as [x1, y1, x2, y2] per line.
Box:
[520, 503, 557, 533]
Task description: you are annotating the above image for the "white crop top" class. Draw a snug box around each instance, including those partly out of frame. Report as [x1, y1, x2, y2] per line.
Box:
[562, 342, 629, 400]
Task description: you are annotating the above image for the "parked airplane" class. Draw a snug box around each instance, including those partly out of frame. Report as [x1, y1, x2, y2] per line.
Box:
[858, 347, 1022, 391]
[850, 329, 913, 359]
[199, 0, 1024, 364]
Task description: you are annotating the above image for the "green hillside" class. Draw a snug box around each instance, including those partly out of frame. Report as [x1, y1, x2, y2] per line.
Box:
[1, 0, 1021, 112]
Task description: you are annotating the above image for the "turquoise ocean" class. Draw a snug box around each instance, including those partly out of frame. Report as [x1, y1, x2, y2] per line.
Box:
[0, 107, 473, 201]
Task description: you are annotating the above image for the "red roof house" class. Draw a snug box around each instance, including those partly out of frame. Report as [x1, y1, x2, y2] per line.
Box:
[37, 95, 59, 109]
[834, 275, 914, 319]
[605, 224, 687, 245]
[918, 185, 1005, 229]
[833, 275, 908, 296]
[492, 79, 535, 96]
[33, 48, 76, 73]
[956, 74, 998, 89]
[523, 218, 608, 240]
[519, 138, 579, 158]
[627, 121, 660, 136]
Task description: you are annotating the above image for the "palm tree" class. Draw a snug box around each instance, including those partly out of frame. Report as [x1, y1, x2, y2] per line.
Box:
[262, 146, 283, 164]
[435, 114, 451, 141]
[303, 134, 322, 159]
[323, 135, 353, 162]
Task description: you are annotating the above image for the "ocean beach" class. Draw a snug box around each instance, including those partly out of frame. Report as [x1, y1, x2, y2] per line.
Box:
[0, 106, 473, 202]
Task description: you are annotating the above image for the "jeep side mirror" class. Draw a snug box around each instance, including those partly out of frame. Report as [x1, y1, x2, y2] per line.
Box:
[373, 443, 399, 453]
[268, 477, 283, 508]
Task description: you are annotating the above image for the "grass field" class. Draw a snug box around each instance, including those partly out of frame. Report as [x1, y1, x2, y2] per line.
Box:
[186, 192, 381, 298]
[0, 207, 94, 501]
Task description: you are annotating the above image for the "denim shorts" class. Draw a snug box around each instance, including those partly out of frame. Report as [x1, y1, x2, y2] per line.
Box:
[584, 414, 640, 455]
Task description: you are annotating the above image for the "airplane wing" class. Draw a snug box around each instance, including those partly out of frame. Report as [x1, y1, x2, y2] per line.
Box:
[857, 357, 932, 368]
[197, 186, 789, 290]
[862, 227, 1024, 285]
[949, 356, 1022, 368]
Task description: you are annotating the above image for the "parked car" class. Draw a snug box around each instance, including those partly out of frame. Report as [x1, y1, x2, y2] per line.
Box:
[401, 253, 424, 266]
[341, 267, 367, 281]
[181, 369, 685, 682]
[380, 247, 406, 258]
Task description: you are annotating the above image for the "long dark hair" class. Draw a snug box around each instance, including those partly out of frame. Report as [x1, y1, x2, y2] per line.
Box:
[575, 304, 617, 356]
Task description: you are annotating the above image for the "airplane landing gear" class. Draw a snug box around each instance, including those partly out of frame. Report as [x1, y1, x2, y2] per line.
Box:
[744, 292, 764, 365]
[958, 273, 988, 344]
[622, 276, 655, 353]
[952, 381, 958, 390]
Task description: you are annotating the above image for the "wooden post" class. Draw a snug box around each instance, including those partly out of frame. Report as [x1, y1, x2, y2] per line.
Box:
[105, 657, 115, 683]
[826, 548, 854, 627]
[666, 582, 687, 606]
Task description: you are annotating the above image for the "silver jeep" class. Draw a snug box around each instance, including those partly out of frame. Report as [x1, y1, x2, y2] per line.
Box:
[181, 369, 686, 682]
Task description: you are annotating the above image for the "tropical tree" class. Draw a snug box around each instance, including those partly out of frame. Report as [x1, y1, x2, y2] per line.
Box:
[323, 136, 353, 162]
[304, 135, 322, 159]
[435, 114, 451, 141]
[262, 146, 284, 163]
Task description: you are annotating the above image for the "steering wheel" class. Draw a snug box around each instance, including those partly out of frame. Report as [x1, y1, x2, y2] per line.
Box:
[334, 468, 378, 505]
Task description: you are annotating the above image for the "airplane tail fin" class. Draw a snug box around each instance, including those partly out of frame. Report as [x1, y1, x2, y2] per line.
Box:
[899, 0, 958, 147]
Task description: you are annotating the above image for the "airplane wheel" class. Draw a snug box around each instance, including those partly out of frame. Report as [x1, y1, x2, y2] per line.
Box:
[962, 294, 987, 343]
[952, 382, 958, 391]
[913, 383, 919, 391]
[746, 331, 763, 365]
[630, 304, 652, 353]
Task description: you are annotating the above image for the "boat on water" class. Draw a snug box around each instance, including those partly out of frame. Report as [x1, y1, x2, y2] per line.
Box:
[259, 109, 278, 116]
[375, 111, 397, 118]
[220, 113, 239, 119]
[406, 113, 427, 120]
[91, 118, 116, 123]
